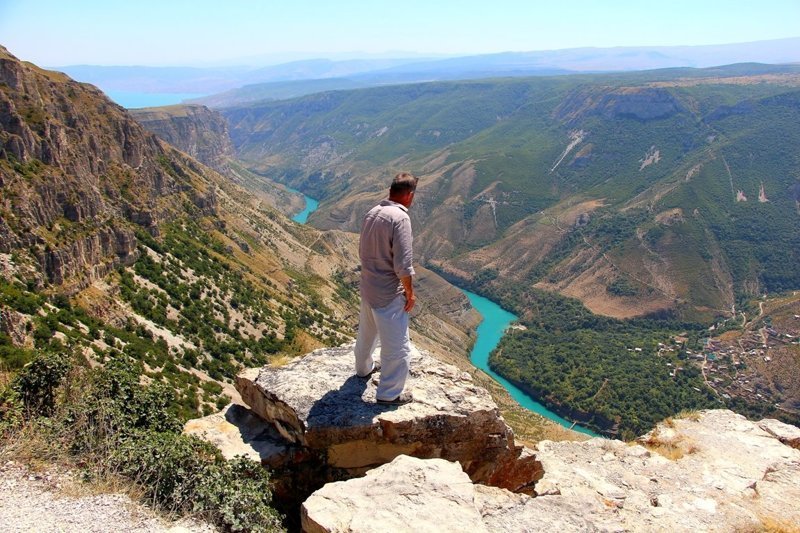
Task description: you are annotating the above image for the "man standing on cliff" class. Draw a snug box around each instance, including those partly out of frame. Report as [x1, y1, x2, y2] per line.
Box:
[354, 172, 418, 405]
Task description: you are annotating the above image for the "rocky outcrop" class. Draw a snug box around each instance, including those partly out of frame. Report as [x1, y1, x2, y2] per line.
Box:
[301, 455, 490, 533]
[302, 410, 800, 532]
[189, 341, 800, 530]
[237, 344, 537, 485]
[39, 225, 138, 287]
[189, 343, 540, 510]
[0, 305, 31, 347]
[130, 105, 235, 174]
[301, 455, 595, 533]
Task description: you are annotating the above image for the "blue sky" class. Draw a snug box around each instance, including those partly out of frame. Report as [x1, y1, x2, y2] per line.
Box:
[1, 0, 799, 66]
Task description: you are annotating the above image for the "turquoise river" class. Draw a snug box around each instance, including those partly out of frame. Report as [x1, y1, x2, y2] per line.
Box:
[463, 290, 598, 437]
[289, 190, 319, 224]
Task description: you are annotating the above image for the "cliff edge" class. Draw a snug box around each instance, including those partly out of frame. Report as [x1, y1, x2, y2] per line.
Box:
[187, 345, 800, 531]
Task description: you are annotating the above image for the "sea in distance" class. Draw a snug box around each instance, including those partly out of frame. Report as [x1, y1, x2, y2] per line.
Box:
[105, 91, 207, 109]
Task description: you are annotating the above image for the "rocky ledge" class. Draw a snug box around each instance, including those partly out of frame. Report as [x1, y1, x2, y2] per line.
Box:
[187, 344, 540, 508]
[302, 410, 800, 532]
[187, 345, 800, 531]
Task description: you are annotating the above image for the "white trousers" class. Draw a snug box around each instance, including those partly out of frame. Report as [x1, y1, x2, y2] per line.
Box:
[354, 294, 411, 401]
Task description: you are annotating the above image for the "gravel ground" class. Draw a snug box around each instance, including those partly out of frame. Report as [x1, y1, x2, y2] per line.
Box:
[0, 461, 216, 532]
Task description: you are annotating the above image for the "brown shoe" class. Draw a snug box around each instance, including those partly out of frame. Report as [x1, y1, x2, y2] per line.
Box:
[376, 391, 413, 405]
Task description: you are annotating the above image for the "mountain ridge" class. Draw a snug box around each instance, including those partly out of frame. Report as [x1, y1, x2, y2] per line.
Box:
[47, 37, 800, 106]
[222, 64, 800, 320]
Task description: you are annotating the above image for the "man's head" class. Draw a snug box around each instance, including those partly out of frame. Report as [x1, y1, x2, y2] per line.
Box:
[389, 172, 418, 208]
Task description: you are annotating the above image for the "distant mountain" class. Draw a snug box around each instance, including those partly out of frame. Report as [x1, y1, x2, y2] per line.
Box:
[360, 38, 800, 75]
[53, 57, 436, 96]
[187, 78, 371, 108]
[54, 38, 800, 108]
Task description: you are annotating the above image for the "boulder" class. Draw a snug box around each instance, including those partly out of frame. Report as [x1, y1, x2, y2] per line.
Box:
[301, 454, 597, 533]
[234, 343, 538, 492]
[301, 410, 800, 532]
[301, 455, 487, 533]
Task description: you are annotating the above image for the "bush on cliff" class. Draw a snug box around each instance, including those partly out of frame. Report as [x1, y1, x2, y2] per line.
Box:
[0, 349, 283, 532]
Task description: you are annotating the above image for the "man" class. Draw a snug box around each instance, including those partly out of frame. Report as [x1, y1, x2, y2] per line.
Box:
[354, 172, 418, 405]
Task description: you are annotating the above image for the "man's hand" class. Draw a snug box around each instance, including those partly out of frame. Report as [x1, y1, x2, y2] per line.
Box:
[404, 292, 416, 312]
[400, 276, 416, 312]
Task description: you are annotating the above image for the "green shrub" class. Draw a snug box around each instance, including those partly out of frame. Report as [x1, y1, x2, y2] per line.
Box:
[111, 434, 282, 531]
[12, 351, 71, 416]
[0, 334, 35, 370]
[3, 352, 284, 531]
[0, 386, 23, 434]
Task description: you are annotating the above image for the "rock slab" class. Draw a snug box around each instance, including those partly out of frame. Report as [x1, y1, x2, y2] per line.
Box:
[234, 344, 539, 491]
[302, 410, 800, 532]
[301, 454, 595, 533]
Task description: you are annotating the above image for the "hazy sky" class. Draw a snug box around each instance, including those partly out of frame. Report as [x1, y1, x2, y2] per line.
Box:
[2, 0, 799, 66]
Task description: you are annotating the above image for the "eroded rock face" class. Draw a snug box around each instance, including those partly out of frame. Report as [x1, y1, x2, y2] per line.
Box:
[0, 46, 194, 291]
[39, 226, 139, 287]
[130, 105, 235, 174]
[301, 410, 800, 532]
[0, 305, 31, 347]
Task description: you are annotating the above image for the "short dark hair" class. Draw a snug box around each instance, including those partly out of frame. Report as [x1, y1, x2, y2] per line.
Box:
[389, 172, 418, 195]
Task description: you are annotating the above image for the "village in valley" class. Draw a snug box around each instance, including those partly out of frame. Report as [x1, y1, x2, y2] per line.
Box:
[654, 293, 800, 423]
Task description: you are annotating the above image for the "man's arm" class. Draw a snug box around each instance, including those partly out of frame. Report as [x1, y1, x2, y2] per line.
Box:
[400, 275, 415, 312]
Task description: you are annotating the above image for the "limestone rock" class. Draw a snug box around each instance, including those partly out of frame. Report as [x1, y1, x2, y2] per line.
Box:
[758, 417, 800, 449]
[40, 225, 139, 287]
[533, 409, 800, 531]
[301, 411, 800, 532]
[184, 403, 293, 466]
[301, 455, 595, 533]
[0, 305, 32, 347]
[301, 455, 487, 533]
[235, 343, 535, 491]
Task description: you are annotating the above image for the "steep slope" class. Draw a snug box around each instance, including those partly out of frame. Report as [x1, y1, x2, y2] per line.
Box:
[0, 45, 477, 421]
[129, 104, 235, 174]
[129, 103, 307, 218]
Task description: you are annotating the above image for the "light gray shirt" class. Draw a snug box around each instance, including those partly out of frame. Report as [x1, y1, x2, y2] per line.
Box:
[359, 199, 415, 308]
